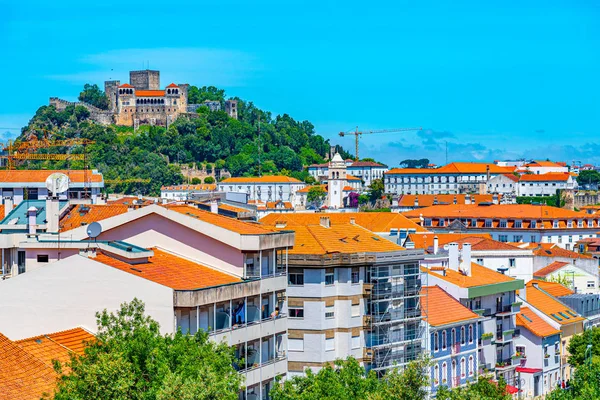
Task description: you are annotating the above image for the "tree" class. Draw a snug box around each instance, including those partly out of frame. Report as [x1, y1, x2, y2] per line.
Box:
[567, 327, 600, 368]
[348, 192, 359, 208]
[400, 159, 429, 169]
[191, 177, 202, 184]
[435, 377, 511, 400]
[204, 176, 215, 184]
[367, 179, 385, 202]
[78, 84, 109, 110]
[546, 360, 600, 399]
[307, 185, 327, 207]
[577, 170, 600, 187]
[51, 298, 242, 400]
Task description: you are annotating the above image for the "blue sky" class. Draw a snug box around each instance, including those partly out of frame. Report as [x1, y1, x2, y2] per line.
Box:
[1, 0, 599, 166]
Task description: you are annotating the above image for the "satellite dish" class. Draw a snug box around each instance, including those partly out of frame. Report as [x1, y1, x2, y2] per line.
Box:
[45, 173, 70, 195]
[86, 222, 102, 238]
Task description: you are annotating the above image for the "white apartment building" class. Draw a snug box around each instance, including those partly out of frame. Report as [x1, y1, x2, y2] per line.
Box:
[533, 261, 599, 294]
[218, 176, 306, 208]
[486, 174, 519, 196]
[403, 204, 600, 250]
[0, 170, 104, 205]
[520, 161, 569, 175]
[160, 184, 216, 200]
[384, 163, 516, 195]
[518, 173, 578, 197]
[308, 159, 388, 188]
[0, 203, 294, 399]
[265, 216, 425, 375]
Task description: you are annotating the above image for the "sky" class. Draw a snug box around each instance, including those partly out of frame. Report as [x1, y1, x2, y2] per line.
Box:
[1, 0, 599, 167]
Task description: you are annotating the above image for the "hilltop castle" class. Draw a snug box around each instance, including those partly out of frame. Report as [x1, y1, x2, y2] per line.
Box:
[50, 70, 238, 128]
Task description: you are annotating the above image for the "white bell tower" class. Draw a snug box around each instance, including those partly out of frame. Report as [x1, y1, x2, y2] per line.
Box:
[327, 152, 346, 209]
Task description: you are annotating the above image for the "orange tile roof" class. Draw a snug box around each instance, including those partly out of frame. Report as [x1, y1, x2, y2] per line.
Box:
[166, 83, 178, 88]
[269, 223, 403, 255]
[408, 233, 492, 250]
[165, 204, 276, 234]
[94, 248, 241, 290]
[220, 176, 303, 184]
[519, 173, 571, 182]
[346, 175, 361, 181]
[516, 306, 561, 338]
[427, 263, 515, 288]
[403, 204, 591, 221]
[107, 196, 155, 206]
[525, 281, 584, 325]
[218, 203, 250, 213]
[0, 333, 57, 399]
[529, 243, 594, 260]
[118, 83, 133, 88]
[60, 204, 129, 232]
[266, 201, 293, 209]
[533, 261, 570, 278]
[343, 186, 356, 191]
[387, 162, 515, 175]
[259, 212, 426, 232]
[502, 173, 520, 182]
[161, 184, 216, 191]
[0, 170, 102, 183]
[399, 194, 502, 207]
[529, 279, 574, 297]
[452, 237, 523, 251]
[15, 327, 95, 367]
[524, 161, 565, 168]
[422, 286, 479, 326]
[135, 90, 165, 97]
[297, 184, 327, 193]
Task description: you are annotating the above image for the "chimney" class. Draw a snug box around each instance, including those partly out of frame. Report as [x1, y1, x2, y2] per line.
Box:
[461, 243, 472, 276]
[4, 197, 13, 218]
[433, 196, 438, 205]
[350, 217, 356, 225]
[433, 236, 439, 255]
[486, 165, 491, 182]
[45, 196, 60, 233]
[448, 243, 459, 271]
[210, 200, 218, 214]
[27, 206, 37, 236]
[414, 196, 419, 208]
[320, 216, 330, 228]
[492, 194, 498, 204]
[465, 195, 471, 205]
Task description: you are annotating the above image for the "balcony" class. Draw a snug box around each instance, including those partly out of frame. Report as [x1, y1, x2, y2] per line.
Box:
[239, 353, 287, 387]
[473, 308, 492, 317]
[451, 343, 461, 356]
[496, 303, 520, 316]
[495, 329, 515, 344]
[495, 358, 518, 371]
[211, 315, 287, 346]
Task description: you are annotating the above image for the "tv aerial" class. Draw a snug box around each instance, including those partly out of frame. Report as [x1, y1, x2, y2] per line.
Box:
[45, 172, 70, 196]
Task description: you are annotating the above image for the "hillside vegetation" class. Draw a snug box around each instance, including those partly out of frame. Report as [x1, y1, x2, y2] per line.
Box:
[17, 85, 353, 195]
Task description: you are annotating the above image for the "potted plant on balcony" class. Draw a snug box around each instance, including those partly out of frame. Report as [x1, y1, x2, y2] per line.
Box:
[544, 353, 550, 359]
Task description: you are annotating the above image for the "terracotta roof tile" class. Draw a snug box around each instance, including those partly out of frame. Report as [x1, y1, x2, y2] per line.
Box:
[524, 161, 565, 168]
[403, 204, 591, 221]
[107, 196, 155, 206]
[525, 281, 583, 325]
[407, 233, 492, 250]
[60, 204, 129, 232]
[399, 194, 502, 207]
[0, 333, 57, 400]
[422, 286, 479, 326]
[0, 170, 102, 183]
[259, 212, 426, 232]
[220, 176, 303, 184]
[533, 261, 570, 278]
[387, 162, 515, 175]
[118, 83, 133, 88]
[531, 243, 594, 260]
[297, 184, 327, 193]
[350, 161, 387, 167]
[426, 263, 516, 288]
[218, 203, 250, 213]
[94, 249, 241, 290]
[135, 90, 165, 97]
[269, 223, 403, 255]
[519, 173, 571, 182]
[516, 306, 561, 338]
[161, 184, 216, 191]
[165, 204, 276, 234]
[15, 327, 95, 367]
[529, 279, 574, 297]
[265, 201, 293, 210]
[346, 175, 361, 181]
[166, 83, 178, 88]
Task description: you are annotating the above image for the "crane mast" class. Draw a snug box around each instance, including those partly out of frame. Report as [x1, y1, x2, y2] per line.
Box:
[339, 126, 422, 161]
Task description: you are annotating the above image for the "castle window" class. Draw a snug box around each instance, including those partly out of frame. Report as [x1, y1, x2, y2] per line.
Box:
[167, 89, 171, 94]
[174, 100, 177, 104]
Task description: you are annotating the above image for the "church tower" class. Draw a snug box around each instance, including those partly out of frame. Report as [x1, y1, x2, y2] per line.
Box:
[327, 152, 346, 209]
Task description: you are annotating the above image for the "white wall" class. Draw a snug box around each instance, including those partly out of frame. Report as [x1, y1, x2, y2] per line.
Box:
[0, 254, 174, 340]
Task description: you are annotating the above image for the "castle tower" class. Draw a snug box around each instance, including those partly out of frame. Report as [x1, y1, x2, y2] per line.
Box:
[130, 70, 160, 90]
[327, 152, 347, 209]
[116, 83, 135, 125]
[225, 100, 238, 120]
[104, 80, 121, 112]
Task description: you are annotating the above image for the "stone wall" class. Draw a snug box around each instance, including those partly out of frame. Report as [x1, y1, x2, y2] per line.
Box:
[49, 98, 114, 125]
[130, 70, 160, 90]
[104, 80, 120, 112]
[574, 191, 600, 208]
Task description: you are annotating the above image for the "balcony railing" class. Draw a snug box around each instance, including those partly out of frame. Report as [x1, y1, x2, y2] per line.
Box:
[451, 343, 461, 356]
[473, 308, 492, 317]
[452, 376, 461, 387]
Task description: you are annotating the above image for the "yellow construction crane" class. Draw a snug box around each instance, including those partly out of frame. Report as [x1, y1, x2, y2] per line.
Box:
[339, 126, 422, 161]
[105, 178, 151, 184]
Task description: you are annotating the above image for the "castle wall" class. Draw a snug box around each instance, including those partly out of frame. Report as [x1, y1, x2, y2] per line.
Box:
[130, 70, 160, 90]
[49, 98, 114, 125]
[104, 80, 120, 112]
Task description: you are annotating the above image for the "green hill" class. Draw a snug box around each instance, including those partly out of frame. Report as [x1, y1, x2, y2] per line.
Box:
[16, 85, 353, 195]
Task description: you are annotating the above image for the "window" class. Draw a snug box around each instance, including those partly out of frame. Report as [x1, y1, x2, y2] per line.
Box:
[351, 304, 360, 317]
[442, 362, 448, 384]
[588, 281, 596, 288]
[37, 254, 49, 263]
[351, 267, 360, 284]
[553, 220, 559, 228]
[439, 219, 445, 227]
[468, 325, 473, 343]
[485, 220, 492, 228]
[513, 235, 523, 242]
[476, 258, 484, 265]
[425, 218, 432, 227]
[451, 328, 456, 345]
[468, 355, 474, 376]
[434, 364, 440, 385]
[499, 220, 507, 228]
[471, 219, 478, 227]
[509, 258, 516, 268]
[442, 330, 447, 350]
[325, 305, 335, 319]
[289, 307, 304, 319]
[460, 326, 466, 345]
[288, 270, 304, 286]
[569, 235, 573, 243]
[351, 335, 360, 349]
[531, 220, 537, 229]
[460, 357, 466, 378]
[514, 220, 522, 228]
[326, 337, 335, 351]
[325, 269, 334, 286]
[434, 332, 439, 352]
[567, 221, 573, 228]
[498, 235, 508, 242]
[289, 338, 304, 351]
[17, 251, 25, 274]
[530, 235, 538, 243]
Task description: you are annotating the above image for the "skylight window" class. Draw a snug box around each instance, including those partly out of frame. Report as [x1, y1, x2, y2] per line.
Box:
[521, 314, 533, 323]
[566, 310, 577, 317]
[551, 313, 563, 321]
[559, 312, 570, 320]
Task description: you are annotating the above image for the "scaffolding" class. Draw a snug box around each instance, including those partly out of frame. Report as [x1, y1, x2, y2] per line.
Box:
[366, 260, 427, 372]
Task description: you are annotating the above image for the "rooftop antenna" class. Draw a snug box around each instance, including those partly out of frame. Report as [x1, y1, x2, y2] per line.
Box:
[257, 115, 262, 177]
[86, 221, 102, 248]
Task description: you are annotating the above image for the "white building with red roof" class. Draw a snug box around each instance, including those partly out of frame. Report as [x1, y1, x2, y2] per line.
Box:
[308, 158, 387, 188]
[518, 173, 577, 197]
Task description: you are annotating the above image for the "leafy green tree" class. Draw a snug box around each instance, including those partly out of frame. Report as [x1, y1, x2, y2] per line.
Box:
[78, 84, 109, 110]
[400, 159, 429, 169]
[435, 377, 511, 400]
[567, 327, 600, 367]
[203, 176, 215, 184]
[50, 298, 242, 400]
[368, 178, 385, 202]
[187, 85, 226, 104]
[191, 177, 202, 184]
[577, 170, 600, 187]
[307, 185, 327, 207]
[546, 360, 600, 399]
